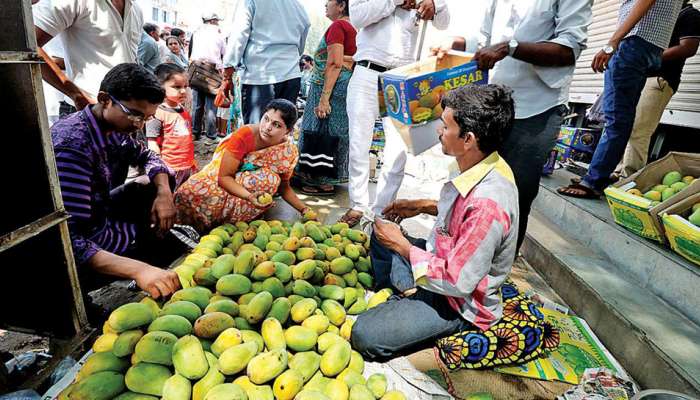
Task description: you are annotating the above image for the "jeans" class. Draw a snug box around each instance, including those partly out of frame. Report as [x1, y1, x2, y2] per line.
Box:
[192, 88, 217, 139]
[369, 233, 425, 293]
[583, 36, 663, 190]
[241, 78, 301, 124]
[500, 105, 566, 250]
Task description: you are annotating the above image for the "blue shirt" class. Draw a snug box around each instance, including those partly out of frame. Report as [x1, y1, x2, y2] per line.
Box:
[138, 31, 160, 72]
[223, 0, 310, 85]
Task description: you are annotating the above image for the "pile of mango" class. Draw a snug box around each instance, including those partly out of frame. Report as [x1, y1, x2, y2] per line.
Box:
[626, 171, 696, 206]
[684, 203, 700, 227]
[60, 220, 408, 400]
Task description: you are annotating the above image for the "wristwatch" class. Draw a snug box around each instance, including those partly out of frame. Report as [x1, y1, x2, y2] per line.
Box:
[508, 39, 519, 57]
[602, 44, 615, 55]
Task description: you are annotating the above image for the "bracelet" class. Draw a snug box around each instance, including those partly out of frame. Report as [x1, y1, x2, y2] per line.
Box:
[322, 89, 332, 95]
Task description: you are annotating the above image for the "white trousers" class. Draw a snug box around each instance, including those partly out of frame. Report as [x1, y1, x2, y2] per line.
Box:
[347, 65, 408, 216]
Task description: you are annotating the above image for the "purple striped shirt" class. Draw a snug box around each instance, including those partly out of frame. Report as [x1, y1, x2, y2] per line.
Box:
[52, 108, 171, 265]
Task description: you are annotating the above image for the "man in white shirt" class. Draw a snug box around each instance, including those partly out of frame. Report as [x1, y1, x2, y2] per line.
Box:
[340, 0, 450, 227]
[33, 0, 144, 112]
[189, 13, 226, 142]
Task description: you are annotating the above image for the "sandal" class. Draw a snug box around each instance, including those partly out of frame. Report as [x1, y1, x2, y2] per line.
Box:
[300, 185, 335, 196]
[557, 183, 601, 199]
[338, 209, 363, 227]
[570, 173, 621, 186]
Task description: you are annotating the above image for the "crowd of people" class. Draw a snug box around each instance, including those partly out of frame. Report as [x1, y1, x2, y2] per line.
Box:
[33, 0, 698, 361]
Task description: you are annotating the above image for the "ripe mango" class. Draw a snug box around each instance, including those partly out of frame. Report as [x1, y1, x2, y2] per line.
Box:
[320, 341, 351, 377]
[304, 372, 332, 392]
[324, 274, 347, 288]
[171, 287, 212, 310]
[243, 228, 257, 243]
[76, 352, 129, 381]
[126, 362, 172, 396]
[366, 374, 387, 398]
[238, 292, 257, 305]
[319, 285, 345, 302]
[303, 314, 330, 335]
[108, 303, 157, 332]
[162, 374, 192, 400]
[290, 223, 306, 239]
[321, 300, 346, 326]
[330, 257, 354, 275]
[368, 288, 392, 309]
[293, 280, 317, 298]
[192, 353, 225, 400]
[337, 369, 365, 388]
[347, 350, 363, 373]
[148, 315, 192, 337]
[380, 390, 407, 400]
[267, 297, 292, 323]
[241, 330, 265, 352]
[251, 261, 276, 280]
[317, 332, 344, 354]
[296, 248, 317, 263]
[291, 298, 318, 323]
[344, 244, 360, 261]
[243, 291, 274, 324]
[211, 328, 243, 357]
[210, 254, 236, 279]
[247, 349, 288, 384]
[135, 331, 177, 366]
[273, 369, 304, 400]
[194, 312, 235, 339]
[293, 259, 317, 280]
[289, 351, 321, 383]
[307, 225, 326, 243]
[233, 250, 256, 276]
[284, 236, 302, 252]
[256, 222, 272, 237]
[346, 230, 367, 244]
[160, 301, 202, 323]
[262, 318, 286, 350]
[324, 379, 349, 400]
[274, 262, 293, 283]
[683, 175, 695, 185]
[203, 383, 247, 400]
[228, 231, 245, 254]
[266, 241, 282, 252]
[233, 376, 275, 400]
[253, 234, 270, 251]
[663, 170, 682, 186]
[194, 267, 218, 287]
[662, 188, 676, 201]
[349, 384, 375, 400]
[252, 281, 264, 293]
[262, 277, 286, 298]
[296, 390, 331, 400]
[114, 392, 159, 400]
[342, 270, 358, 287]
[69, 371, 125, 400]
[112, 329, 144, 358]
[272, 250, 297, 265]
[205, 299, 239, 317]
[670, 181, 688, 193]
[347, 297, 367, 315]
[285, 326, 318, 352]
[216, 274, 252, 296]
[330, 223, 349, 235]
[218, 342, 259, 375]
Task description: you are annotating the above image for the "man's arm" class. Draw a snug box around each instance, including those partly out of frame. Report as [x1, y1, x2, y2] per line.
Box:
[88, 251, 180, 299]
[663, 37, 700, 62]
[350, 0, 403, 30]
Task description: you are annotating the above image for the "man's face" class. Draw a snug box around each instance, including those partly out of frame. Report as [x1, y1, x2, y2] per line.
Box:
[101, 93, 159, 133]
[151, 28, 160, 41]
[438, 107, 468, 157]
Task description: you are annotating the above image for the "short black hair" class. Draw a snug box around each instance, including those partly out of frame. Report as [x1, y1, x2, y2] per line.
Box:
[143, 23, 159, 35]
[299, 55, 313, 70]
[334, 0, 350, 16]
[441, 84, 515, 154]
[154, 63, 186, 84]
[263, 99, 298, 129]
[171, 28, 185, 37]
[100, 63, 165, 104]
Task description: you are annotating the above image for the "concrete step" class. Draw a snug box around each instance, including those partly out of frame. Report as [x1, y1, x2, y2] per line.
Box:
[534, 170, 700, 327]
[523, 210, 700, 396]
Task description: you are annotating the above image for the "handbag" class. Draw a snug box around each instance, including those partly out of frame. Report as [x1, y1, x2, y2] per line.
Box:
[187, 60, 222, 96]
[298, 120, 339, 179]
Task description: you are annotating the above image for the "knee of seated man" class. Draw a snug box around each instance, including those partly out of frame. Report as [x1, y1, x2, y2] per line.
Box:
[351, 313, 385, 359]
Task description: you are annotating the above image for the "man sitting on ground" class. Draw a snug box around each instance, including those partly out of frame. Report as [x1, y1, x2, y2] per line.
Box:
[52, 63, 180, 299]
[351, 84, 520, 360]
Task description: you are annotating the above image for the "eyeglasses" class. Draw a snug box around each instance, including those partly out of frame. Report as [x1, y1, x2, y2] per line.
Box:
[109, 94, 153, 124]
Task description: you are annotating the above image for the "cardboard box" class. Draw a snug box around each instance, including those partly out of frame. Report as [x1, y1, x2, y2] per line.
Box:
[661, 193, 700, 266]
[604, 152, 700, 243]
[381, 53, 488, 125]
[557, 127, 601, 153]
[390, 118, 442, 155]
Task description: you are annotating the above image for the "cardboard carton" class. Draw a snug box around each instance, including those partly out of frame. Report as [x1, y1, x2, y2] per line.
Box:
[662, 193, 700, 266]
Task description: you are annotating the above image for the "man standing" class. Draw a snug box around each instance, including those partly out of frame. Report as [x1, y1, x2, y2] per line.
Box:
[222, 0, 310, 124]
[340, 0, 450, 227]
[614, 1, 700, 178]
[33, 0, 144, 113]
[138, 23, 161, 72]
[189, 13, 226, 142]
[558, 0, 682, 198]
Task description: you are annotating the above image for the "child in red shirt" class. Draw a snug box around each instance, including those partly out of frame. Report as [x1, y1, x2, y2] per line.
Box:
[147, 63, 197, 188]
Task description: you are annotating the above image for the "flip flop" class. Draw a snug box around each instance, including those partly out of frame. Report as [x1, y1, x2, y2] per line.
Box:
[557, 183, 600, 199]
[338, 209, 363, 227]
[300, 185, 335, 196]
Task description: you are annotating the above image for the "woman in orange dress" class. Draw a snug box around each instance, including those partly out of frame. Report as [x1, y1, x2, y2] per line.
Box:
[175, 99, 313, 231]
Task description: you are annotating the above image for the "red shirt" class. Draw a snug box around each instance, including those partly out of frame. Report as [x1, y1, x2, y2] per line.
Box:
[325, 19, 357, 56]
[145, 104, 196, 171]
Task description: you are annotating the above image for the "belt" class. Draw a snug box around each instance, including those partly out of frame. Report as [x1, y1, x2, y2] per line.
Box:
[356, 60, 388, 73]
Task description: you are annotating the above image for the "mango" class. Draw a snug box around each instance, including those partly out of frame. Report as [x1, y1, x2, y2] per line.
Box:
[337, 369, 365, 388]
[366, 374, 387, 398]
[412, 106, 433, 123]
[262, 277, 286, 298]
[112, 329, 144, 357]
[311, 267, 326, 285]
[216, 274, 252, 296]
[162, 374, 192, 400]
[254, 234, 270, 252]
[241, 329, 265, 352]
[233, 376, 275, 400]
[661, 188, 675, 201]
[256, 222, 272, 237]
[342, 288, 358, 309]
[683, 175, 695, 185]
[251, 261, 276, 281]
[77, 352, 129, 381]
[348, 350, 363, 373]
[347, 297, 367, 315]
[320, 341, 351, 377]
[355, 257, 371, 273]
[270, 233, 287, 243]
[114, 393, 159, 400]
[261, 318, 286, 350]
[303, 314, 330, 335]
[218, 342, 259, 375]
[349, 384, 374, 400]
[670, 181, 688, 193]
[69, 371, 125, 400]
[161, 301, 202, 323]
[283, 237, 302, 252]
[693, 202, 700, 213]
[135, 331, 177, 366]
[194, 267, 218, 286]
[330, 223, 349, 234]
[324, 274, 346, 288]
[193, 353, 225, 400]
[293, 280, 317, 297]
[273, 369, 304, 400]
[238, 293, 257, 305]
[211, 328, 243, 356]
[321, 300, 346, 326]
[243, 228, 257, 243]
[291, 298, 318, 323]
[194, 312, 235, 338]
[663, 170, 682, 186]
[290, 223, 306, 239]
[272, 249, 297, 265]
[148, 315, 192, 337]
[324, 379, 349, 400]
[344, 244, 360, 261]
[296, 390, 331, 400]
[109, 303, 157, 332]
[246, 349, 288, 384]
[205, 299, 239, 317]
[317, 332, 344, 354]
[296, 248, 317, 263]
[651, 184, 669, 193]
[252, 282, 264, 293]
[330, 257, 354, 275]
[357, 273, 373, 289]
[324, 247, 341, 261]
[288, 351, 321, 383]
[342, 271, 358, 287]
[202, 383, 247, 400]
[126, 362, 172, 396]
[267, 297, 291, 323]
[210, 254, 236, 279]
[689, 208, 700, 227]
[266, 241, 282, 252]
[273, 262, 293, 283]
[285, 326, 318, 352]
[307, 225, 326, 243]
[243, 291, 273, 324]
[234, 317, 253, 330]
[368, 289, 392, 309]
[304, 372, 332, 392]
[380, 391, 407, 400]
[346, 230, 367, 243]
[172, 287, 212, 310]
[318, 285, 344, 302]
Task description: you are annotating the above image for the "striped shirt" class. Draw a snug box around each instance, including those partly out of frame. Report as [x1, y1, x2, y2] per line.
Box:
[409, 152, 519, 330]
[52, 108, 171, 265]
[619, 0, 682, 49]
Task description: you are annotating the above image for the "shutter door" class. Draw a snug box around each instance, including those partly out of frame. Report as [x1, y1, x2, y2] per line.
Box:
[568, 0, 621, 104]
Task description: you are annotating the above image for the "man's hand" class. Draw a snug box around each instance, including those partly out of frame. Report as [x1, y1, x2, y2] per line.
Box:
[134, 265, 181, 299]
[592, 39, 619, 73]
[151, 191, 176, 235]
[473, 42, 509, 70]
[382, 199, 424, 223]
[400, 0, 416, 10]
[417, 0, 436, 20]
[374, 218, 412, 258]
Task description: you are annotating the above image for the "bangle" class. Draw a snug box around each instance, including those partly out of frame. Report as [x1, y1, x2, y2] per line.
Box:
[322, 89, 331, 95]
